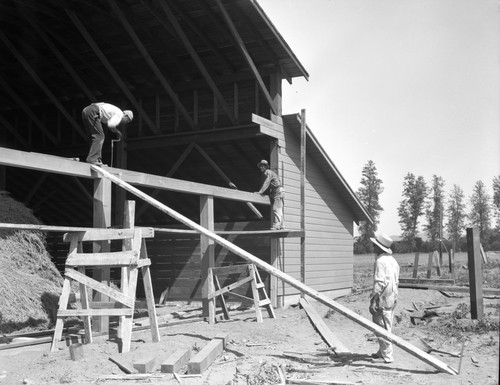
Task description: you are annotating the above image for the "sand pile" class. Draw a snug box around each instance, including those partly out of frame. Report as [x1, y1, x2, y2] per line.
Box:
[0, 191, 63, 334]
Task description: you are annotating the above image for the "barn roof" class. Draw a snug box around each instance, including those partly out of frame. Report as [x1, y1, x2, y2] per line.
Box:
[282, 114, 373, 225]
[0, 0, 308, 113]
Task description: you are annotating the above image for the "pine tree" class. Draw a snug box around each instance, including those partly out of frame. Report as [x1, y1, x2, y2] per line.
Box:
[398, 173, 427, 245]
[493, 176, 500, 231]
[356, 160, 384, 252]
[424, 175, 445, 242]
[446, 184, 466, 250]
[469, 180, 491, 238]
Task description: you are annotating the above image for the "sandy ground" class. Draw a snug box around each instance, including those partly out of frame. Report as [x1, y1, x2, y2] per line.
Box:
[1, 286, 498, 385]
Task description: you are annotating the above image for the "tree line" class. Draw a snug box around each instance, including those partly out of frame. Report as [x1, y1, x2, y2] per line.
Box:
[354, 160, 500, 254]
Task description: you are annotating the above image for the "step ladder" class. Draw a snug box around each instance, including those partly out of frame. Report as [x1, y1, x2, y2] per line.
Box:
[50, 226, 160, 353]
[208, 264, 275, 323]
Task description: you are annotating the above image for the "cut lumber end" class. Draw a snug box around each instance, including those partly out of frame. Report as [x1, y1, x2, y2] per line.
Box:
[133, 356, 157, 373]
[160, 348, 191, 373]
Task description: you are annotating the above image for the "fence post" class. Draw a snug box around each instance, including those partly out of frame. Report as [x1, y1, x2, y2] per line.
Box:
[466, 227, 483, 319]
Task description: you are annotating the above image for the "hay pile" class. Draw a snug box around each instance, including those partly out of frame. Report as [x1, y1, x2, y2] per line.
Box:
[0, 191, 63, 334]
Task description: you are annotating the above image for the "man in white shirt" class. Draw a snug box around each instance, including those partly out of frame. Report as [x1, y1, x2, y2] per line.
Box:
[82, 102, 133, 166]
[369, 233, 399, 363]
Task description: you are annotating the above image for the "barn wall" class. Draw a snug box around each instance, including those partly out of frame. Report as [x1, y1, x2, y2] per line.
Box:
[279, 121, 356, 302]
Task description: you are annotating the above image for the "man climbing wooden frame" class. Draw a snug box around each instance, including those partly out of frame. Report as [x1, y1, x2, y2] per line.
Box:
[51, 223, 160, 353]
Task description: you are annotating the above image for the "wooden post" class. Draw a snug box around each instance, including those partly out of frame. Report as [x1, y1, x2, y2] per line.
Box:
[200, 195, 215, 322]
[412, 252, 419, 278]
[270, 138, 280, 306]
[92, 176, 112, 333]
[466, 228, 484, 319]
[300, 109, 306, 292]
[426, 251, 433, 279]
[119, 201, 135, 340]
[449, 248, 454, 273]
[433, 251, 441, 276]
[114, 127, 127, 225]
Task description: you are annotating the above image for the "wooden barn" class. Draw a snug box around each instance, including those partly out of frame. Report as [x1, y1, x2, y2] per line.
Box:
[0, 0, 372, 308]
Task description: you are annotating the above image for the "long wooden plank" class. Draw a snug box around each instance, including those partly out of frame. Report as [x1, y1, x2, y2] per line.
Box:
[91, 165, 458, 375]
[65, 269, 134, 307]
[57, 309, 133, 317]
[299, 298, 350, 355]
[0, 222, 153, 238]
[399, 278, 455, 285]
[399, 283, 500, 295]
[66, 251, 138, 267]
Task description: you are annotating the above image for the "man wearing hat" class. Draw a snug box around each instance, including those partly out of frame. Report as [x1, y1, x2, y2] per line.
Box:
[369, 233, 399, 363]
[256, 160, 284, 230]
[82, 102, 134, 166]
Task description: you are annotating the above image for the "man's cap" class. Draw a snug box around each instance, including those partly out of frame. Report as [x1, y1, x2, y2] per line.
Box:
[257, 160, 269, 168]
[370, 233, 393, 254]
[123, 110, 133, 121]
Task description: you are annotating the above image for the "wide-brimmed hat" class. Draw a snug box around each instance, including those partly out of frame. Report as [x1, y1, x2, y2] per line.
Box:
[370, 233, 393, 254]
[257, 160, 269, 168]
[123, 110, 134, 121]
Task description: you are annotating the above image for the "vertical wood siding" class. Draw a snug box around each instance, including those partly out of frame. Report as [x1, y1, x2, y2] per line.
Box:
[280, 123, 356, 298]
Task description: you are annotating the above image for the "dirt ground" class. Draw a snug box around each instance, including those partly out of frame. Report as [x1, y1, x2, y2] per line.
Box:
[1, 286, 498, 385]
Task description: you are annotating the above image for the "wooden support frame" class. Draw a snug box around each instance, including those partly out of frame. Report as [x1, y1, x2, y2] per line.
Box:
[51, 207, 159, 353]
[91, 164, 458, 375]
[200, 195, 215, 321]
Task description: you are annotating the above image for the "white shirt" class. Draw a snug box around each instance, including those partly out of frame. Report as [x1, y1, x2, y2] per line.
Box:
[371, 253, 400, 309]
[96, 102, 124, 128]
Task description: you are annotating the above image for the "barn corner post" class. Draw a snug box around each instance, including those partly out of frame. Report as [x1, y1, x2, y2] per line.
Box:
[91, 174, 113, 333]
[269, 68, 283, 307]
[466, 227, 484, 319]
[200, 195, 215, 322]
[300, 109, 306, 295]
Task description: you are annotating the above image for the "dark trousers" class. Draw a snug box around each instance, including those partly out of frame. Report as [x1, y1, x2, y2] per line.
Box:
[82, 104, 104, 163]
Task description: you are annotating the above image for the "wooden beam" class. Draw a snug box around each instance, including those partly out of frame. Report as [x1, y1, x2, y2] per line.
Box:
[92, 175, 112, 332]
[91, 165, 458, 376]
[126, 124, 269, 150]
[160, 349, 191, 373]
[65, 269, 134, 307]
[0, 148, 269, 205]
[214, 0, 277, 116]
[200, 195, 215, 321]
[187, 333, 228, 374]
[467, 227, 484, 319]
[299, 297, 350, 355]
[156, 0, 236, 125]
[65, 9, 159, 135]
[0, 32, 87, 140]
[133, 356, 157, 374]
[107, 0, 196, 131]
[300, 109, 306, 287]
[398, 283, 500, 295]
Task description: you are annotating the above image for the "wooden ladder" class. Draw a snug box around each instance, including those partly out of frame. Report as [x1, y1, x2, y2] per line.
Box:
[50, 227, 160, 353]
[208, 264, 275, 324]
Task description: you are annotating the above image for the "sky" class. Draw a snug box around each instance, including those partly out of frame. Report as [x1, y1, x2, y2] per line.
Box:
[258, 0, 499, 236]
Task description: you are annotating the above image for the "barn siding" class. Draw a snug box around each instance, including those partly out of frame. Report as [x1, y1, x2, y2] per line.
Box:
[279, 121, 356, 301]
